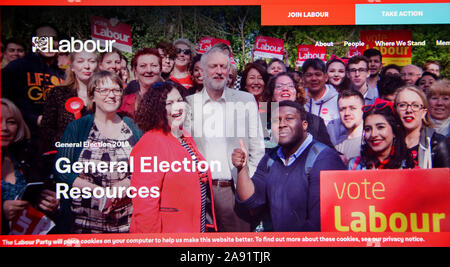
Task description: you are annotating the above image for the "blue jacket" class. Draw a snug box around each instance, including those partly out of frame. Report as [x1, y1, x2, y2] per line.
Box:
[237, 140, 346, 231]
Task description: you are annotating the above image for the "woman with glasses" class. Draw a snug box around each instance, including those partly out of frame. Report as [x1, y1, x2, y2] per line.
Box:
[129, 81, 217, 233]
[349, 98, 415, 170]
[40, 50, 98, 154]
[56, 71, 143, 233]
[394, 86, 449, 168]
[170, 39, 195, 90]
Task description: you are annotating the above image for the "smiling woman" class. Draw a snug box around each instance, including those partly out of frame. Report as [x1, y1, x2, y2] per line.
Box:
[118, 48, 162, 118]
[394, 86, 450, 168]
[55, 71, 143, 234]
[240, 63, 268, 103]
[349, 98, 414, 170]
[170, 39, 195, 90]
[130, 81, 217, 233]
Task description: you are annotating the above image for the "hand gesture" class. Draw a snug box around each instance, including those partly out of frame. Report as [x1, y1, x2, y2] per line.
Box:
[232, 139, 248, 170]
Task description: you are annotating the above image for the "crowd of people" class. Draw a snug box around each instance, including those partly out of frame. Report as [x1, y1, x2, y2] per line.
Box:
[1, 23, 449, 234]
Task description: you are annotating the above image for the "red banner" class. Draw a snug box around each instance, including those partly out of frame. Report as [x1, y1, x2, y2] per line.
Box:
[359, 30, 412, 66]
[321, 168, 450, 233]
[91, 15, 133, 53]
[254, 35, 284, 60]
[296, 44, 327, 67]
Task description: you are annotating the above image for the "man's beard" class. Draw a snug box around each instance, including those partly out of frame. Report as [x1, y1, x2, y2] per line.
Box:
[204, 74, 227, 91]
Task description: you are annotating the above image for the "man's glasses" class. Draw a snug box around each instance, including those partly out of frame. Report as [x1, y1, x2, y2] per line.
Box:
[95, 88, 123, 96]
[348, 68, 368, 74]
[177, 48, 191, 55]
[362, 98, 395, 114]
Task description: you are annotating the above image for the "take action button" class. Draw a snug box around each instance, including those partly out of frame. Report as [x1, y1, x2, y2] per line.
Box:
[355, 3, 450, 25]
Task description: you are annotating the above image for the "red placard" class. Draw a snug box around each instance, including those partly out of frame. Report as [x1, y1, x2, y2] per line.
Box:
[9, 206, 55, 235]
[321, 168, 450, 233]
[346, 46, 361, 58]
[91, 15, 133, 53]
[197, 37, 235, 64]
[254, 35, 284, 60]
[296, 44, 327, 67]
[359, 30, 412, 66]
[197, 37, 231, 54]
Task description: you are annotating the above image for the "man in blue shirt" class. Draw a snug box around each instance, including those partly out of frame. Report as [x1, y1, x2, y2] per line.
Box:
[232, 100, 346, 231]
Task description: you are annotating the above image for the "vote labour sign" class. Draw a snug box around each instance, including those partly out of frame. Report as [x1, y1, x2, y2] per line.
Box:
[359, 30, 412, 66]
[321, 168, 450, 233]
[91, 15, 132, 53]
[254, 36, 284, 60]
[296, 45, 327, 67]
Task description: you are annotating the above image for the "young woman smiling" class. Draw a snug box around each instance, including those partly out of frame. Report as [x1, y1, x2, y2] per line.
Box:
[349, 98, 414, 170]
[326, 58, 349, 92]
[170, 39, 195, 90]
[394, 86, 450, 168]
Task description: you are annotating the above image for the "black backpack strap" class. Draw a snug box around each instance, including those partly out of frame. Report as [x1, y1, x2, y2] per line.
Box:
[304, 142, 328, 178]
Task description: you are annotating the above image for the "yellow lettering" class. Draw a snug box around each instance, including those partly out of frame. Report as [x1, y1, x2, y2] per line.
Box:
[389, 212, 407, 232]
[372, 182, 385, 199]
[334, 183, 345, 199]
[410, 213, 430, 232]
[334, 206, 349, 232]
[350, 212, 366, 232]
[432, 213, 445, 232]
[28, 86, 43, 101]
[347, 182, 360, 199]
[369, 205, 387, 232]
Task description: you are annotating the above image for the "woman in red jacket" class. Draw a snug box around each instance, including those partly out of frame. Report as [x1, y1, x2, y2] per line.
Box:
[130, 81, 217, 233]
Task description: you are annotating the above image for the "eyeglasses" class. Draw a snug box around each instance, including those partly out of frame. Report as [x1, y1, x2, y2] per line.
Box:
[396, 102, 423, 112]
[275, 83, 295, 90]
[177, 48, 191, 55]
[362, 98, 395, 114]
[95, 88, 123, 96]
[348, 68, 368, 74]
